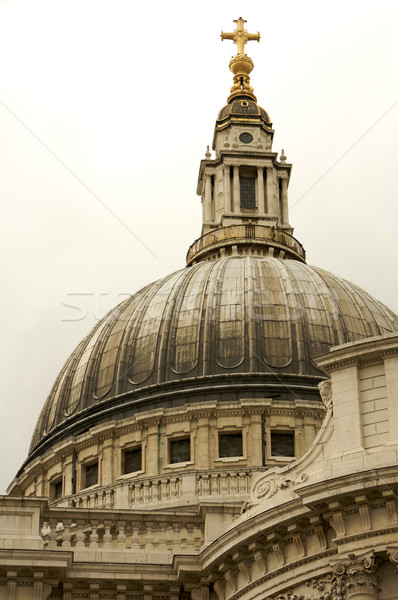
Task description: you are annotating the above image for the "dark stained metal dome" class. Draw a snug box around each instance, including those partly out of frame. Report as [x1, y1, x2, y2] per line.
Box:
[29, 256, 398, 460]
[217, 99, 271, 123]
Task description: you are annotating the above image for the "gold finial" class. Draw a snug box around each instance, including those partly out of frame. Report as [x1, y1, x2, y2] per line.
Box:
[221, 18, 260, 103]
[221, 17, 260, 55]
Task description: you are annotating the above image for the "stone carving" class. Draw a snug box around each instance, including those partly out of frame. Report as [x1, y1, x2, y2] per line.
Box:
[213, 580, 226, 600]
[387, 545, 398, 572]
[318, 379, 332, 408]
[272, 578, 332, 600]
[329, 512, 345, 538]
[191, 587, 209, 600]
[330, 553, 379, 599]
[253, 473, 308, 500]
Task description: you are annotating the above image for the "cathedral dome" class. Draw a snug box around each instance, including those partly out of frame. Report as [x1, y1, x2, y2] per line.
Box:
[29, 256, 398, 462]
[217, 98, 271, 124]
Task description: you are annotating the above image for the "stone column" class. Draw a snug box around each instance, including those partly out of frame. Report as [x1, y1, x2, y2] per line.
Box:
[280, 175, 289, 225]
[204, 174, 213, 222]
[224, 166, 231, 212]
[233, 165, 240, 213]
[257, 167, 265, 214]
[266, 167, 276, 216]
[332, 553, 379, 600]
[101, 438, 114, 486]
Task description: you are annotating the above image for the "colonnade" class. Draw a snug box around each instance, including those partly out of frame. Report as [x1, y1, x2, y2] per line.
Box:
[202, 165, 289, 226]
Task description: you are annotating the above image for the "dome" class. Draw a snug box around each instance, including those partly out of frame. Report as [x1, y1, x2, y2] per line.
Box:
[217, 98, 271, 124]
[29, 256, 398, 462]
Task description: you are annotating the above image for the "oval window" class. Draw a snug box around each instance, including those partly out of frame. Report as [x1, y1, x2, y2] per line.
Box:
[239, 132, 253, 144]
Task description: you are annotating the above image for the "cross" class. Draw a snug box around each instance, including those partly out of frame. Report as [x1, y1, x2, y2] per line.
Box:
[221, 17, 260, 56]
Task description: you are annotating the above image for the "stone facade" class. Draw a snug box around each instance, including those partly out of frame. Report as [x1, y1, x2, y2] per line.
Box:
[2, 334, 398, 600]
[2, 17, 398, 600]
[8, 399, 324, 507]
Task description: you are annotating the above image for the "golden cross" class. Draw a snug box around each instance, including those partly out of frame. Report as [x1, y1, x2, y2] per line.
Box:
[221, 17, 260, 55]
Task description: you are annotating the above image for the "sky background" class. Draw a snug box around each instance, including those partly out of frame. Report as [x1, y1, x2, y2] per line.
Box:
[1, 0, 398, 493]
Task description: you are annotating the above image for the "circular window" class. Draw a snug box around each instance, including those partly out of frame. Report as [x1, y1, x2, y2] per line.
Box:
[240, 100, 249, 108]
[239, 132, 253, 144]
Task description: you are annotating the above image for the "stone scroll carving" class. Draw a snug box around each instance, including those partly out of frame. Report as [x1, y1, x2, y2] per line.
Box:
[242, 472, 308, 513]
[254, 473, 308, 501]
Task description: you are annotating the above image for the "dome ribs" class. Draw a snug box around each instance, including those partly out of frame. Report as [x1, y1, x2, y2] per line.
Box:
[216, 258, 246, 369]
[314, 268, 381, 343]
[27, 258, 398, 458]
[61, 319, 109, 418]
[91, 294, 140, 401]
[154, 270, 190, 385]
[115, 281, 165, 393]
[287, 262, 340, 371]
[202, 258, 228, 376]
[258, 258, 294, 370]
[168, 262, 212, 376]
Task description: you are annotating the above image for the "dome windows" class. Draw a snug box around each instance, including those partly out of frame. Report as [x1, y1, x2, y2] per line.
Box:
[83, 461, 99, 489]
[169, 437, 191, 465]
[123, 447, 142, 475]
[219, 432, 243, 458]
[49, 476, 63, 501]
[270, 431, 295, 458]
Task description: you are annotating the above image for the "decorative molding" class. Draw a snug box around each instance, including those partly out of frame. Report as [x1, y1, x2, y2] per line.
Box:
[253, 473, 308, 501]
[358, 505, 372, 532]
[329, 512, 345, 538]
[293, 533, 306, 558]
[213, 580, 226, 600]
[273, 543, 285, 567]
[237, 560, 251, 585]
[231, 549, 337, 600]
[191, 587, 209, 600]
[330, 552, 379, 599]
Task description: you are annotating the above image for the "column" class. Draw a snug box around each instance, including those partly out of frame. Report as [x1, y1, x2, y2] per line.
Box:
[101, 438, 114, 486]
[332, 554, 379, 600]
[257, 167, 265, 214]
[204, 174, 213, 222]
[280, 175, 289, 225]
[63, 454, 74, 496]
[266, 167, 277, 216]
[233, 165, 240, 213]
[223, 166, 231, 212]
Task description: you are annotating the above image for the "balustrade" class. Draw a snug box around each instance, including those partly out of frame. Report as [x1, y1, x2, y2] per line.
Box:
[186, 224, 305, 264]
[60, 469, 259, 512]
[41, 511, 204, 555]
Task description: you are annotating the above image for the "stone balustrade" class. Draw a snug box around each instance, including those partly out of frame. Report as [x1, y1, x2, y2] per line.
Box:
[40, 508, 204, 556]
[69, 488, 115, 509]
[61, 468, 262, 510]
[186, 224, 306, 264]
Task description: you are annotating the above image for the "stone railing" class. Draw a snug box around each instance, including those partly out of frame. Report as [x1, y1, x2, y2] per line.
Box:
[59, 468, 263, 510]
[197, 470, 251, 496]
[130, 469, 254, 506]
[186, 224, 306, 264]
[40, 508, 204, 557]
[69, 487, 115, 509]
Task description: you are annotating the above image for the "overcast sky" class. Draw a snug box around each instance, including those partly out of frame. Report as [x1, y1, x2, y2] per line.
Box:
[1, 0, 398, 493]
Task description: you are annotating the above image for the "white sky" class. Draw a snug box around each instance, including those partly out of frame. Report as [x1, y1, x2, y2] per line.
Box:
[1, 0, 398, 493]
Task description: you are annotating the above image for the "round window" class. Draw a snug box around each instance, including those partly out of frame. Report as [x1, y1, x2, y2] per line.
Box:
[239, 132, 253, 144]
